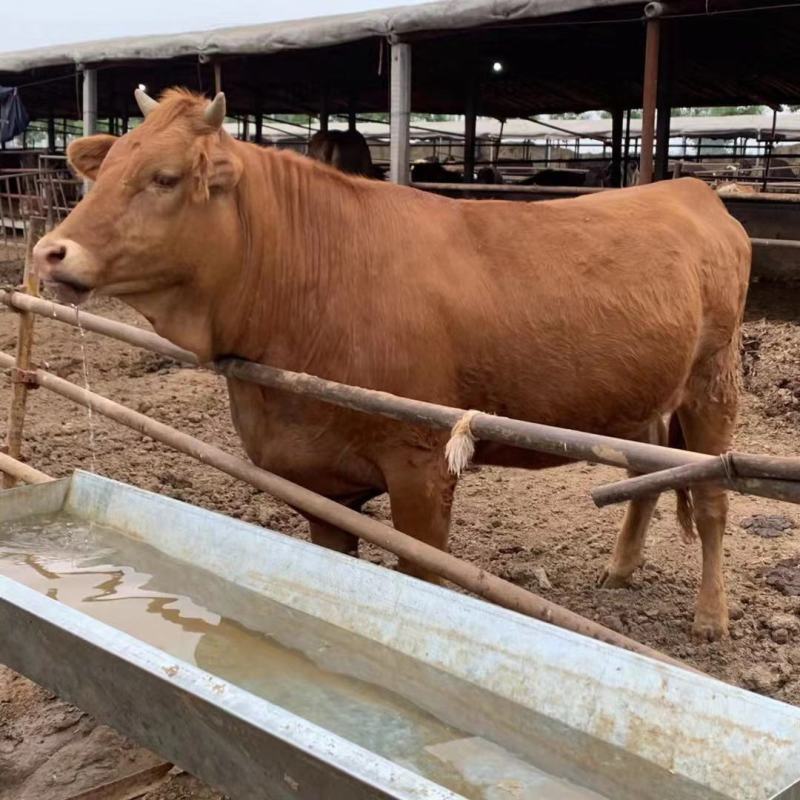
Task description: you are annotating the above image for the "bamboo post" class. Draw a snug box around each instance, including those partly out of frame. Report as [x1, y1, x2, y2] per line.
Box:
[0, 452, 52, 485]
[593, 452, 800, 508]
[592, 459, 727, 507]
[3, 217, 45, 489]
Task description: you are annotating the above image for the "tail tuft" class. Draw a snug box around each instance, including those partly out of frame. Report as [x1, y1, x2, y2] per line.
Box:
[676, 488, 696, 543]
[445, 410, 480, 476]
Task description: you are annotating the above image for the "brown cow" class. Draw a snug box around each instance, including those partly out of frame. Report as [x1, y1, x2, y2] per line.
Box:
[34, 90, 751, 640]
[307, 128, 380, 178]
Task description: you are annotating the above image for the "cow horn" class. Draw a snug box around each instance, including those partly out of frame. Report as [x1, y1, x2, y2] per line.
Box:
[203, 92, 226, 129]
[134, 88, 160, 117]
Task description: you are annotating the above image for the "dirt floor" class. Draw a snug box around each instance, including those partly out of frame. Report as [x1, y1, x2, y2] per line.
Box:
[0, 274, 798, 798]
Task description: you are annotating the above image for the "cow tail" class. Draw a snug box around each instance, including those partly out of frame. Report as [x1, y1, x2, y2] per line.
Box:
[668, 414, 696, 543]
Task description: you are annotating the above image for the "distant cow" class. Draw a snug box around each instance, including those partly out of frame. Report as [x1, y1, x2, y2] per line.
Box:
[521, 169, 587, 187]
[521, 161, 639, 189]
[476, 166, 504, 184]
[308, 129, 380, 178]
[766, 158, 797, 180]
[411, 159, 462, 184]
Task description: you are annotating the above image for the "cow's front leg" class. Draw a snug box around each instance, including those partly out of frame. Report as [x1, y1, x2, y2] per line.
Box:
[384, 454, 456, 584]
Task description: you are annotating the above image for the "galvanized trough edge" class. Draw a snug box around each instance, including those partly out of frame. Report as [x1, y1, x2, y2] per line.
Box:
[0, 577, 464, 800]
[55, 471, 800, 800]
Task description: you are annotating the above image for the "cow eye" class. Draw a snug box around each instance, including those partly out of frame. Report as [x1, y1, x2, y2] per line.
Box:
[152, 173, 180, 189]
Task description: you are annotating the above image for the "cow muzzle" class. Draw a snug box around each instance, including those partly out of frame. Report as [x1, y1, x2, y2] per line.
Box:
[32, 238, 97, 306]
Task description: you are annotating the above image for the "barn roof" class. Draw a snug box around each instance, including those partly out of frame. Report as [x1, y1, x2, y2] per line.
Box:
[0, 0, 798, 119]
[0, 1, 638, 72]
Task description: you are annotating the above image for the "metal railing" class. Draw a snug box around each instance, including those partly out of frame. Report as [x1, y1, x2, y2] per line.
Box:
[0, 159, 81, 252]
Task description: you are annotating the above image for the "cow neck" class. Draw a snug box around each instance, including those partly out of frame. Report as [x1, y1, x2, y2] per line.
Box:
[210, 144, 372, 372]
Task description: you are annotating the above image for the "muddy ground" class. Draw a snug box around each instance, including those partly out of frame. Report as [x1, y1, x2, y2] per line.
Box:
[0, 276, 798, 799]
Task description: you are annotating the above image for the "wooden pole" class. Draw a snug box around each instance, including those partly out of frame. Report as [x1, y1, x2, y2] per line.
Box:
[0, 291, 197, 364]
[0, 348, 692, 670]
[81, 67, 98, 194]
[348, 90, 357, 132]
[3, 217, 45, 488]
[389, 42, 411, 185]
[493, 119, 505, 168]
[762, 107, 778, 193]
[47, 116, 56, 154]
[0, 452, 52, 485]
[82, 68, 97, 135]
[593, 452, 800, 508]
[319, 83, 330, 133]
[639, 19, 660, 184]
[213, 62, 222, 94]
[610, 107, 624, 187]
[463, 77, 477, 183]
[654, 20, 672, 181]
[594, 460, 727, 507]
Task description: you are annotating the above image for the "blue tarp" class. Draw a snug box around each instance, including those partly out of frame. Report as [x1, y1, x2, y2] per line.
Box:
[0, 87, 29, 144]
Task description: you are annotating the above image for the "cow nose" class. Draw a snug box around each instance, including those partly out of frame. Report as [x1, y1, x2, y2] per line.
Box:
[32, 239, 69, 278]
[39, 242, 66, 265]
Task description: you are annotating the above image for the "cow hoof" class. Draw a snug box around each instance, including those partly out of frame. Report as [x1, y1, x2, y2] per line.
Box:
[597, 568, 631, 589]
[691, 614, 729, 642]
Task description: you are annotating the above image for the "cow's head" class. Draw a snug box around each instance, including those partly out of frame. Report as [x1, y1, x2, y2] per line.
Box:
[33, 89, 245, 358]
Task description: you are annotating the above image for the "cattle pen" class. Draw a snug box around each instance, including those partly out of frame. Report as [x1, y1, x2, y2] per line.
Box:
[3, 1, 800, 798]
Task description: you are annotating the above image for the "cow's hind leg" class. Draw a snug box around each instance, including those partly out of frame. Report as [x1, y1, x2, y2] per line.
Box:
[677, 399, 737, 641]
[598, 493, 659, 588]
[384, 453, 456, 584]
[598, 419, 664, 588]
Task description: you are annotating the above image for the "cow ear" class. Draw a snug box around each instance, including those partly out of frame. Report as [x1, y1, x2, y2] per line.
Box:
[193, 149, 242, 200]
[207, 152, 243, 194]
[67, 135, 117, 180]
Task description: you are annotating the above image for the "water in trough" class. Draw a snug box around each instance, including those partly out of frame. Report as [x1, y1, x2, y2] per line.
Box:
[0, 512, 729, 800]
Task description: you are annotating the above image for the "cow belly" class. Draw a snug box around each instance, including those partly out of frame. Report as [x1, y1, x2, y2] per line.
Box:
[226, 379, 388, 498]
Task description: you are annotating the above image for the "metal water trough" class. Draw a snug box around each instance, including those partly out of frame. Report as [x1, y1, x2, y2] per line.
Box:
[1, 471, 799, 800]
